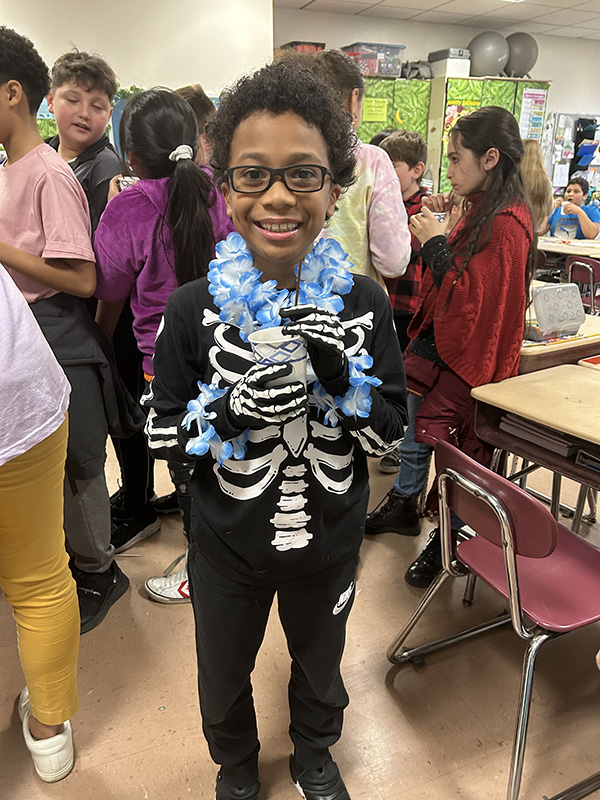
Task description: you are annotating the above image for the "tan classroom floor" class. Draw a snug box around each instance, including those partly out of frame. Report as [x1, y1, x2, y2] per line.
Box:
[1, 448, 599, 800]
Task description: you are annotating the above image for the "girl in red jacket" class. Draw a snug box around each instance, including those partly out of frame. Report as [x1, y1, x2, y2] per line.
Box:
[366, 106, 535, 587]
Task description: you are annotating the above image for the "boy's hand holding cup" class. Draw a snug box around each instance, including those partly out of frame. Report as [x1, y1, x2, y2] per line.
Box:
[227, 359, 307, 429]
[281, 305, 349, 393]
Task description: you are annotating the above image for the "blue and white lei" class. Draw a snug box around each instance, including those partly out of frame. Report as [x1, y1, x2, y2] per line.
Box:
[183, 233, 382, 463]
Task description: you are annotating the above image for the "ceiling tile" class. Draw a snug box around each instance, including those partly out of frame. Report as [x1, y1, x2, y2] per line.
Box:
[573, 0, 600, 11]
[526, 0, 580, 7]
[571, 15, 600, 27]
[273, 0, 308, 7]
[542, 24, 585, 34]
[372, 0, 448, 8]
[359, 4, 425, 15]
[483, 3, 547, 19]
[435, 0, 506, 13]
[466, 15, 514, 26]
[408, 9, 474, 22]
[305, 0, 376, 10]
[501, 21, 564, 32]
[530, 6, 598, 22]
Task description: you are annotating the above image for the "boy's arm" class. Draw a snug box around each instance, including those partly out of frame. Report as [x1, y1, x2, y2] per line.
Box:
[95, 298, 126, 335]
[0, 240, 96, 297]
[576, 205, 600, 239]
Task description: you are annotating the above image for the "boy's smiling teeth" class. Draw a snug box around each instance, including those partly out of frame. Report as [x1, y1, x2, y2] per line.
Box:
[257, 221, 300, 232]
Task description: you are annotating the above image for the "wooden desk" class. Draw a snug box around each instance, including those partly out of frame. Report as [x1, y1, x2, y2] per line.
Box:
[472, 365, 600, 491]
[519, 314, 600, 374]
[538, 237, 600, 258]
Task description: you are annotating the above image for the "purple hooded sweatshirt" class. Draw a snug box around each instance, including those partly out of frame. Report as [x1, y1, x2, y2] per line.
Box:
[94, 175, 234, 374]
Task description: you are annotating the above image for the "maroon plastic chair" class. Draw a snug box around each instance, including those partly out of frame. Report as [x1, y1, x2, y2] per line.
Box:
[566, 255, 600, 313]
[387, 440, 600, 800]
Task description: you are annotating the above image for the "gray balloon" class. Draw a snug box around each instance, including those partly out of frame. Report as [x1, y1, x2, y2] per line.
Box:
[468, 31, 510, 77]
[505, 32, 539, 77]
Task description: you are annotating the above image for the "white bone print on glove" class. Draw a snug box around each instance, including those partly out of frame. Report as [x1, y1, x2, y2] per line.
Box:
[282, 305, 348, 385]
[227, 362, 307, 429]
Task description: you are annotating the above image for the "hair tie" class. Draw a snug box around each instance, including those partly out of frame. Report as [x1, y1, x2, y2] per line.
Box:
[169, 145, 194, 162]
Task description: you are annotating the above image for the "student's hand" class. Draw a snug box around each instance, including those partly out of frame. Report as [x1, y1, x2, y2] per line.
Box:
[107, 175, 122, 203]
[596, 648, 600, 671]
[282, 305, 348, 385]
[410, 206, 448, 245]
[554, 197, 563, 208]
[422, 192, 455, 214]
[563, 202, 581, 216]
[227, 362, 307, 429]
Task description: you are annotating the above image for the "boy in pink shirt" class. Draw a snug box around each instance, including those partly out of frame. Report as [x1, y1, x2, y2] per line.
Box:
[0, 26, 130, 633]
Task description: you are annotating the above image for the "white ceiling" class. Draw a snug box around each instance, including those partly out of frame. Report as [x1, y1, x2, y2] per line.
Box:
[274, 0, 600, 40]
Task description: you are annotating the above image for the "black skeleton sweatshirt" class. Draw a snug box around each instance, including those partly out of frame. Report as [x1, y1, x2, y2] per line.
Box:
[144, 274, 407, 582]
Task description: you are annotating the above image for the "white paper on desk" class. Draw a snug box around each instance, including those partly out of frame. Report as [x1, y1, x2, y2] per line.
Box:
[553, 163, 570, 186]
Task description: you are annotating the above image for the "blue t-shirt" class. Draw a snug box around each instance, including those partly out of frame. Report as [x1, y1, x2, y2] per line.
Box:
[547, 204, 600, 239]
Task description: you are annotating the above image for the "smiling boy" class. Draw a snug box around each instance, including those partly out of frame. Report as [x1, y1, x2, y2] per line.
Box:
[46, 51, 119, 231]
[144, 60, 407, 800]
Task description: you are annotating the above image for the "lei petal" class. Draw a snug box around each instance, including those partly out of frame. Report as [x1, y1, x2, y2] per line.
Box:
[182, 381, 248, 465]
[313, 354, 382, 426]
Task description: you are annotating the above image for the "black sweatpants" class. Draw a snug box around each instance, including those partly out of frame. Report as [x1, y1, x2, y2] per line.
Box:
[187, 543, 357, 784]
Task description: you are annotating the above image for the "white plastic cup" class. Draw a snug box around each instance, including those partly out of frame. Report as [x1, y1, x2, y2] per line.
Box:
[432, 211, 447, 224]
[561, 200, 569, 213]
[248, 328, 308, 388]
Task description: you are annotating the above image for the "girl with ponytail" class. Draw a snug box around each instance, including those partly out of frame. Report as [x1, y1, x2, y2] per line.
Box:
[93, 88, 234, 585]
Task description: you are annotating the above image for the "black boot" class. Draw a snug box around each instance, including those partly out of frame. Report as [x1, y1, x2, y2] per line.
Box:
[365, 489, 420, 536]
[404, 528, 444, 587]
[72, 561, 130, 633]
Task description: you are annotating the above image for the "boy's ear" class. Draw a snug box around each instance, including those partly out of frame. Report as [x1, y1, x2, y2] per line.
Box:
[412, 161, 425, 181]
[46, 92, 54, 113]
[326, 183, 342, 219]
[221, 180, 233, 218]
[4, 80, 24, 106]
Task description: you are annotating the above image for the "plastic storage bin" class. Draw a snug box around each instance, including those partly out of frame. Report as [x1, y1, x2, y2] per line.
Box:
[341, 42, 405, 76]
[525, 283, 586, 341]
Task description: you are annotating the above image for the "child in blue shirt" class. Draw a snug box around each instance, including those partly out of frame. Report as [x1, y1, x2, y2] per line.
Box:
[542, 177, 600, 239]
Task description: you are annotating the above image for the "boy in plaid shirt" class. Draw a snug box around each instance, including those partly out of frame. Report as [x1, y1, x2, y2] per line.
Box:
[377, 131, 428, 474]
[379, 131, 429, 352]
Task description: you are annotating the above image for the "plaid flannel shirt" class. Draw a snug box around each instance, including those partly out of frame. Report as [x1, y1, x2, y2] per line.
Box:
[384, 186, 429, 314]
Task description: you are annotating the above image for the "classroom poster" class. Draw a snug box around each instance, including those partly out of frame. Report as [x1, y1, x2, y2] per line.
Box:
[355, 77, 430, 143]
[518, 88, 547, 140]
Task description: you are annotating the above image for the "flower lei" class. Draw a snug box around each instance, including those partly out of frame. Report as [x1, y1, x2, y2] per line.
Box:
[182, 232, 381, 464]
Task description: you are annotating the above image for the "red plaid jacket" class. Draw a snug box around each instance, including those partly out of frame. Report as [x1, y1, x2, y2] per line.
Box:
[384, 186, 429, 314]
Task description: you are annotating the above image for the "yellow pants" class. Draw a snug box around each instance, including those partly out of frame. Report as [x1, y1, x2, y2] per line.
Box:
[0, 417, 79, 725]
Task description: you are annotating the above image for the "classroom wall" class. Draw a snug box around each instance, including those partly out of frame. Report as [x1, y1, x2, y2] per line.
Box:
[2, 0, 273, 96]
[274, 7, 600, 118]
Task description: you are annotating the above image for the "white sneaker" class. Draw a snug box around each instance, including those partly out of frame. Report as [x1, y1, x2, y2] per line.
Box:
[145, 565, 190, 604]
[19, 687, 74, 783]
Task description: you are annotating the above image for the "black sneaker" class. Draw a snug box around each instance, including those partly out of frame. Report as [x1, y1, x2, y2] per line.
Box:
[365, 489, 420, 536]
[378, 447, 401, 474]
[73, 561, 130, 634]
[404, 528, 444, 588]
[111, 505, 161, 553]
[290, 754, 350, 800]
[152, 491, 180, 515]
[214, 769, 260, 800]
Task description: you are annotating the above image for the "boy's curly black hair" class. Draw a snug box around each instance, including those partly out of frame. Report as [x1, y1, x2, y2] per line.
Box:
[0, 26, 50, 113]
[208, 58, 356, 189]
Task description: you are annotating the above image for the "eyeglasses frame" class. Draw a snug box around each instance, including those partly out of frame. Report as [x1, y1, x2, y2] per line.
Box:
[224, 164, 334, 194]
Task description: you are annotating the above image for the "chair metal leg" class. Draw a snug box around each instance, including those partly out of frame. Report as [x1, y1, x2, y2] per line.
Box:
[550, 473, 562, 519]
[507, 631, 557, 800]
[571, 484, 588, 534]
[387, 570, 450, 663]
[543, 770, 600, 800]
[462, 573, 477, 605]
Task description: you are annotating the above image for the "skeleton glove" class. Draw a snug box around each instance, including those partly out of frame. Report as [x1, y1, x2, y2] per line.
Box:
[282, 305, 349, 390]
[227, 362, 307, 430]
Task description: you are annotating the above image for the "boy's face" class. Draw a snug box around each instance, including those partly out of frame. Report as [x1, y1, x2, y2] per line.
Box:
[47, 80, 112, 153]
[393, 159, 424, 196]
[222, 111, 341, 286]
[564, 183, 585, 207]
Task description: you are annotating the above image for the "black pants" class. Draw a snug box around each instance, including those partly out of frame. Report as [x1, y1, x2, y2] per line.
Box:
[111, 302, 154, 508]
[188, 544, 357, 784]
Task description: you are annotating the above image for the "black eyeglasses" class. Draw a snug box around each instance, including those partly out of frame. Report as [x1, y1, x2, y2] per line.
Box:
[225, 164, 333, 194]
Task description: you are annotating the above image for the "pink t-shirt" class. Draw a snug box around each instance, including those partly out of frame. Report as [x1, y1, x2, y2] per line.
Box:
[0, 265, 70, 466]
[0, 143, 95, 303]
